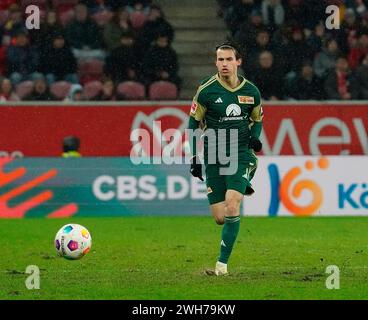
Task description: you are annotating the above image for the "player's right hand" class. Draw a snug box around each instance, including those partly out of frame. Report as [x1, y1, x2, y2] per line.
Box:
[190, 156, 204, 181]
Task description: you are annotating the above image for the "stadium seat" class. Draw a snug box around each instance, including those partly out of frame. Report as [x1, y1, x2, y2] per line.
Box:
[16, 81, 34, 100]
[83, 80, 103, 100]
[0, 10, 9, 26]
[148, 81, 178, 100]
[54, 0, 78, 24]
[20, 0, 47, 10]
[117, 81, 146, 100]
[78, 59, 104, 85]
[39, 9, 46, 20]
[0, 47, 5, 75]
[52, 0, 79, 9]
[129, 11, 147, 29]
[59, 9, 75, 26]
[92, 10, 113, 27]
[50, 81, 72, 100]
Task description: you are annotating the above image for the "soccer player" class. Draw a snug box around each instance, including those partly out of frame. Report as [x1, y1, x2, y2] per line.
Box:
[188, 43, 263, 276]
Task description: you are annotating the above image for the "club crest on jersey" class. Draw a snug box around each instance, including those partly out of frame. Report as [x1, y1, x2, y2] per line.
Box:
[190, 101, 198, 113]
[238, 96, 254, 104]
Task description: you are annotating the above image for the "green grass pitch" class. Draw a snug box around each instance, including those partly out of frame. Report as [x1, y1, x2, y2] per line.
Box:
[1, 216, 368, 300]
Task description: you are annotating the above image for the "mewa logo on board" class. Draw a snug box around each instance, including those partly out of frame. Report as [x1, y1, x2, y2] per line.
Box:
[266, 157, 368, 216]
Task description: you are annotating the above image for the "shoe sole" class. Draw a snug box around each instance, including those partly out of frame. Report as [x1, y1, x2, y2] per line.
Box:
[205, 269, 216, 276]
[204, 269, 229, 276]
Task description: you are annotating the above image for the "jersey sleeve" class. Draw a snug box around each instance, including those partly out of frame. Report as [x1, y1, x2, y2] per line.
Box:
[189, 86, 207, 121]
[250, 87, 263, 122]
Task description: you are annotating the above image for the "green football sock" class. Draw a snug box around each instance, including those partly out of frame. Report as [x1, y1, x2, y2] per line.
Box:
[218, 216, 240, 264]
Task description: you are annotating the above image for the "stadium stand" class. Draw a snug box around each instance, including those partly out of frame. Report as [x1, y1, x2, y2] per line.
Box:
[0, 10, 9, 26]
[117, 80, 146, 99]
[82, 80, 103, 100]
[15, 80, 34, 99]
[52, 0, 79, 11]
[1, 0, 367, 100]
[148, 80, 178, 100]
[78, 58, 104, 84]
[0, 0, 180, 101]
[129, 10, 147, 29]
[91, 9, 114, 27]
[20, 0, 48, 10]
[58, 8, 75, 26]
[0, 77, 19, 101]
[23, 75, 57, 100]
[216, 0, 368, 100]
[91, 78, 116, 100]
[50, 80, 72, 100]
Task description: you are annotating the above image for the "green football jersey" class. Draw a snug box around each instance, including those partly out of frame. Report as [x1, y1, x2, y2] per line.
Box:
[190, 73, 263, 163]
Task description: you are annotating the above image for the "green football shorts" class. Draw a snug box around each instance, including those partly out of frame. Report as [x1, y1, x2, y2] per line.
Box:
[205, 159, 258, 205]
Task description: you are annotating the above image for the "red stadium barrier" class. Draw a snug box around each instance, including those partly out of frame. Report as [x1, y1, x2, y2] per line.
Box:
[1, 102, 367, 156]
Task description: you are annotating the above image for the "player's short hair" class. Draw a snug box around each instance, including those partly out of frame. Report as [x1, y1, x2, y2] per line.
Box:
[215, 43, 242, 60]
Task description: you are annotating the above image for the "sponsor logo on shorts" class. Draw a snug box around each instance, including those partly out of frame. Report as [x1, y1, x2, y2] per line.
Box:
[207, 187, 213, 194]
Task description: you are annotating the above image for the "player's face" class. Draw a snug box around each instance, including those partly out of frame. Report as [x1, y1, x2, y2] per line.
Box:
[216, 49, 241, 78]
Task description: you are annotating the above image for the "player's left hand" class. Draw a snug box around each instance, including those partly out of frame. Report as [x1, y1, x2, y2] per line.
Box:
[190, 156, 204, 181]
[249, 137, 262, 152]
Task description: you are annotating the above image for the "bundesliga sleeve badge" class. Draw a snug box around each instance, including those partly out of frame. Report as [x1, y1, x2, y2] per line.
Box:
[191, 101, 198, 114]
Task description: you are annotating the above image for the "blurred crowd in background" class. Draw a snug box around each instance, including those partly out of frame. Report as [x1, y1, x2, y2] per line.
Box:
[219, 0, 368, 100]
[0, 0, 180, 101]
[0, 0, 367, 101]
